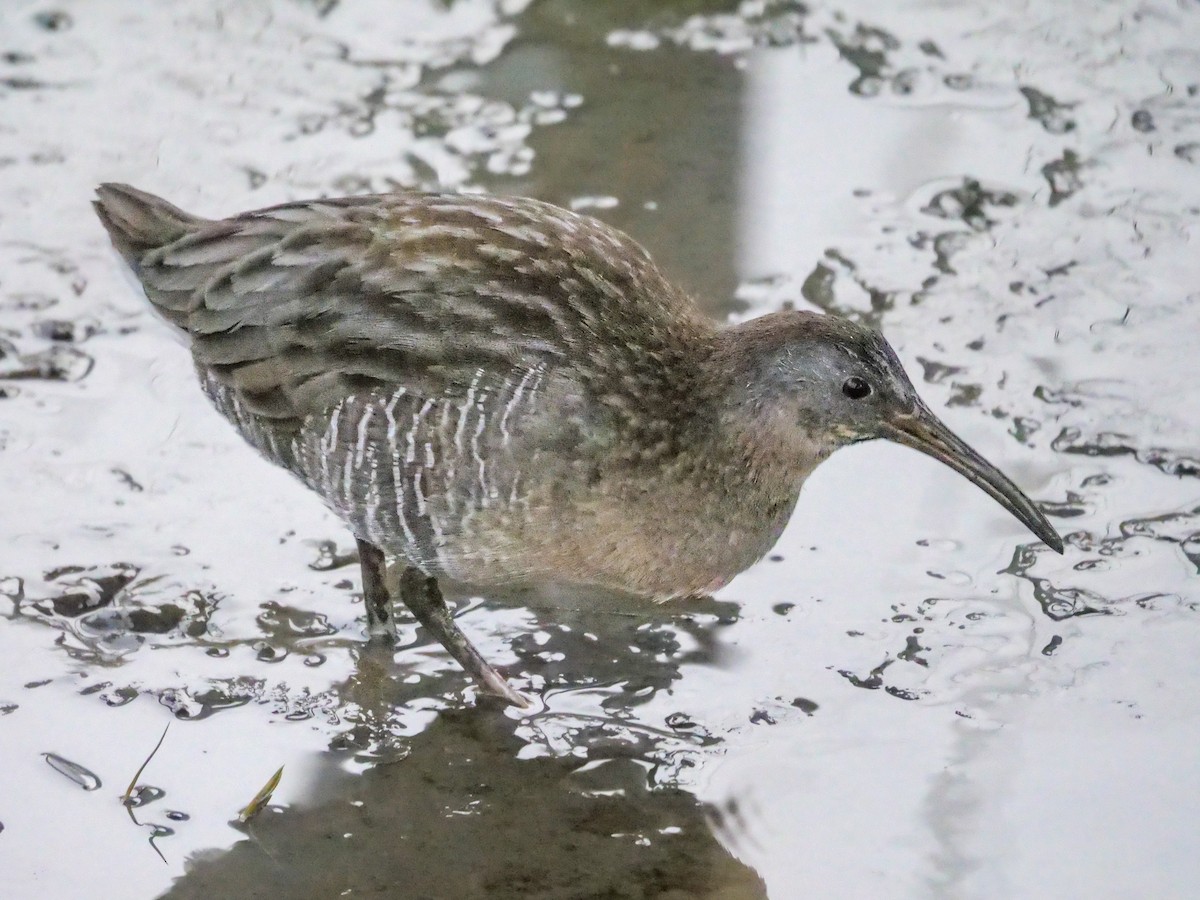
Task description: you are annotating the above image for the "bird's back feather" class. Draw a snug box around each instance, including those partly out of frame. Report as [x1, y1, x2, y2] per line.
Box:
[93, 186, 710, 430]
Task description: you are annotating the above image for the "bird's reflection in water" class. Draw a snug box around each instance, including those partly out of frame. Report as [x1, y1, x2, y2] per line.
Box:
[164, 588, 767, 899]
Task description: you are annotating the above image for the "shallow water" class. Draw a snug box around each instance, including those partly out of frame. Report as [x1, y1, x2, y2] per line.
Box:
[1, 0, 1199, 897]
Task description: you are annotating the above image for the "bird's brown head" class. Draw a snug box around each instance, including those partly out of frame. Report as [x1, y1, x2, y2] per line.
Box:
[716, 310, 1063, 553]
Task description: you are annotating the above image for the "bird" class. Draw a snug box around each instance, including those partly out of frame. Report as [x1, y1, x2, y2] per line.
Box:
[93, 182, 1063, 707]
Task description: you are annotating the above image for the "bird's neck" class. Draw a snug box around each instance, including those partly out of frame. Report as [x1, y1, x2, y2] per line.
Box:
[685, 320, 837, 490]
[615, 322, 839, 594]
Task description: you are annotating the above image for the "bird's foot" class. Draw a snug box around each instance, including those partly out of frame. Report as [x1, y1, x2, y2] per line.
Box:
[399, 567, 532, 709]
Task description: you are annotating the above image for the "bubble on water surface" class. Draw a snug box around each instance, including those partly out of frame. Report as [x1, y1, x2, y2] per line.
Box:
[126, 785, 165, 808]
[256, 601, 338, 639]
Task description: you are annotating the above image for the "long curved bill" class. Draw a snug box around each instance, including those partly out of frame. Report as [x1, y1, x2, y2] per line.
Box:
[882, 405, 1064, 553]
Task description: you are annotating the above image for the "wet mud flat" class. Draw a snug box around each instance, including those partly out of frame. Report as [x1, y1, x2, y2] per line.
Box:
[1, 1, 1199, 897]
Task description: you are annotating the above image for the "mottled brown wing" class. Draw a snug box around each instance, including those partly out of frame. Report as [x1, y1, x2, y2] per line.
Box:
[94, 185, 704, 429]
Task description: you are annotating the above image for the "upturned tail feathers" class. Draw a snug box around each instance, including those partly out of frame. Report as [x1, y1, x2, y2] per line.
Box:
[93, 182, 207, 327]
[93, 183, 203, 262]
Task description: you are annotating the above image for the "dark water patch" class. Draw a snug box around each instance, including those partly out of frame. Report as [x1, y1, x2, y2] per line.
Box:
[32, 318, 100, 342]
[825, 23, 901, 97]
[32, 563, 140, 618]
[1003, 501, 1200, 617]
[32, 10, 72, 32]
[43, 752, 101, 790]
[801, 261, 836, 309]
[253, 641, 289, 663]
[256, 600, 338, 639]
[1008, 415, 1041, 444]
[1134, 447, 1200, 479]
[1028, 580, 1110, 621]
[1041, 635, 1063, 656]
[126, 785, 166, 808]
[160, 675, 343, 724]
[23, 566, 222, 660]
[320, 587, 735, 764]
[163, 704, 765, 899]
[1037, 491, 1092, 519]
[1043, 260, 1078, 281]
[665, 711, 700, 732]
[0, 292, 57, 312]
[101, 685, 139, 706]
[1132, 593, 1184, 611]
[507, 598, 738, 711]
[0, 76, 64, 91]
[306, 539, 358, 571]
[920, 178, 1019, 231]
[799, 252, 899, 327]
[916, 356, 964, 385]
[898, 634, 929, 668]
[1033, 385, 1086, 407]
[111, 467, 144, 492]
[1175, 142, 1200, 164]
[1003, 544, 1108, 620]
[1119, 504, 1200, 574]
[929, 230, 970, 275]
[0, 575, 25, 614]
[295, 0, 340, 18]
[158, 680, 263, 720]
[838, 657, 893, 690]
[1042, 149, 1084, 207]
[286, 68, 582, 186]
[610, 0, 813, 54]
[77, 680, 139, 706]
[946, 382, 981, 407]
[1051, 427, 1200, 478]
[81, 602, 186, 636]
[1019, 85, 1076, 133]
[0, 345, 93, 382]
[1131, 109, 1155, 133]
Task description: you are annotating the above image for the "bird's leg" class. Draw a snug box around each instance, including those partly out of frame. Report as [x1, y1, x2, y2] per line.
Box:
[357, 538, 396, 644]
[398, 566, 530, 708]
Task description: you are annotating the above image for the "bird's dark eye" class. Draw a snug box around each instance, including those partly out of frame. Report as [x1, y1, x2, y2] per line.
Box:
[842, 376, 871, 399]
